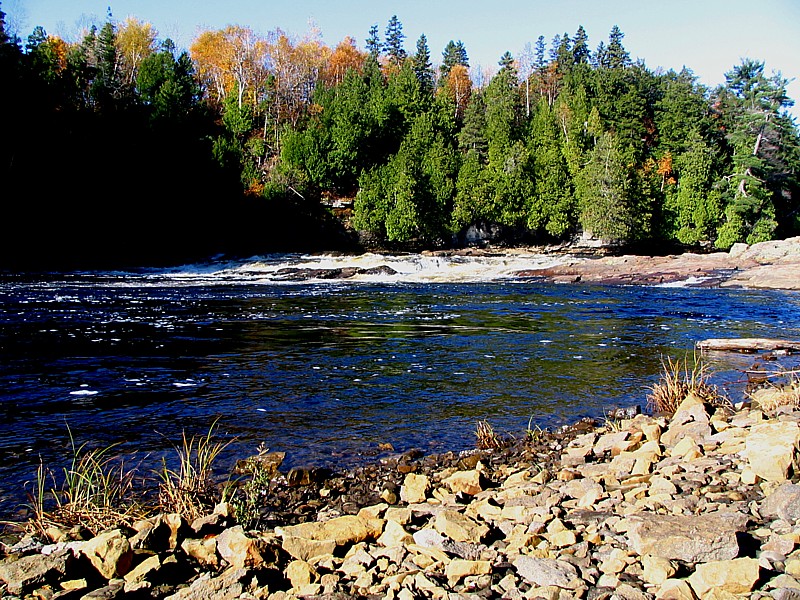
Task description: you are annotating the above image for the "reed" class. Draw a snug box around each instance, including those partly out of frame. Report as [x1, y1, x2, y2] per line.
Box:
[646, 353, 722, 415]
[158, 419, 232, 522]
[475, 419, 505, 450]
[26, 425, 146, 537]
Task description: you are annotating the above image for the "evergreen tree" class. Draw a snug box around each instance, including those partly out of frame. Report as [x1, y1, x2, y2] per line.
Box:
[714, 59, 797, 247]
[366, 24, 382, 58]
[440, 40, 468, 79]
[498, 51, 516, 76]
[605, 25, 630, 69]
[534, 36, 546, 72]
[577, 131, 635, 242]
[384, 15, 406, 67]
[572, 25, 590, 65]
[412, 33, 434, 93]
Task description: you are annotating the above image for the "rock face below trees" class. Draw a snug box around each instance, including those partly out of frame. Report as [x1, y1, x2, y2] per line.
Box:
[5, 395, 800, 598]
[513, 236, 800, 290]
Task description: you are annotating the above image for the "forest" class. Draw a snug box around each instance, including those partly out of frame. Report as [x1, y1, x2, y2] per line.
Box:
[1, 5, 799, 268]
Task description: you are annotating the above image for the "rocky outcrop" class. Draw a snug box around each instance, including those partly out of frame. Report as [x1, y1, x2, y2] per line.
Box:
[6, 398, 800, 599]
[514, 236, 800, 290]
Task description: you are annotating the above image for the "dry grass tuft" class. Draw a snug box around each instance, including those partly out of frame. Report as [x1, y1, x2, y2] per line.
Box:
[749, 378, 800, 415]
[475, 419, 506, 450]
[646, 353, 724, 415]
[158, 420, 232, 522]
[26, 426, 147, 538]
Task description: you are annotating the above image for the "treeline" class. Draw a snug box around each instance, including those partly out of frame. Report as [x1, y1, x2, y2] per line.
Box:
[1, 9, 799, 268]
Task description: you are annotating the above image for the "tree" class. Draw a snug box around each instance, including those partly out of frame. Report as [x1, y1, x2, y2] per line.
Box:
[518, 41, 534, 117]
[116, 16, 157, 85]
[572, 25, 590, 65]
[605, 25, 630, 69]
[324, 36, 366, 86]
[366, 24, 382, 58]
[498, 51, 516, 76]
[412, 34, 434, 93]
[440, 40, 468, 79]
[384, 15, 406, 67]
[713, 58, 797, 247]
[577, 131, 635, 242]
[439, 63, 471, 120]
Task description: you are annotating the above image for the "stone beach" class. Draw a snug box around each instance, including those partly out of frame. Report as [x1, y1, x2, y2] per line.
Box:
[4, 388, 800, 599]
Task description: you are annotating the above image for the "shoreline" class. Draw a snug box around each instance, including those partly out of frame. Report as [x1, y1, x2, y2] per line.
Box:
[4, 386, 800, 598]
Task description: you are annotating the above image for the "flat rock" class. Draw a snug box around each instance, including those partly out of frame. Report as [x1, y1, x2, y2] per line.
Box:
[277, 515, 384, 546]
[0, 550, 73, 596]
[687, 557, 761, 596]
[621, 512, 746, 562]
[513, 556, 579, 589]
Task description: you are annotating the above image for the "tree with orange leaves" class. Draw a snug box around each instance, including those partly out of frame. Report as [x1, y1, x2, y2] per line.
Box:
[323, 36, 365, 87]
[190, 25, 268, 109]
[439, 64, 471, 120]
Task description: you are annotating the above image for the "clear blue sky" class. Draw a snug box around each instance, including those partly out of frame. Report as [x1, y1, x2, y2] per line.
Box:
[8, 0, 800, 120]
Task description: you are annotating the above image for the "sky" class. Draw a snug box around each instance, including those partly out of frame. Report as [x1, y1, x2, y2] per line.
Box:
[6, 0, 800, 120]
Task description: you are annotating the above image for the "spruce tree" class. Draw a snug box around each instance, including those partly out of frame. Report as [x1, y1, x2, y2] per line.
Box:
[605, 25, 630, 69]
[384, 15, 406, 66]
[572, 25, 590, 65]
[412, 34, 434, 93]
[366, 24, 382, 58]
[440, 40, 468, 79]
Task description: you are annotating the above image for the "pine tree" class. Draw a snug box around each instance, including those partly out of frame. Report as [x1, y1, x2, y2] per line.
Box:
[534, 36, 546, 72]
[412, 34, 433, 93]
[440, 40, 468, 79]
[498, 51, 516, 76]
[605, 25, 630, 69]
[366, 24, 382, 58]
[384, 15, 406, 67]
[572, 25, 590, 65]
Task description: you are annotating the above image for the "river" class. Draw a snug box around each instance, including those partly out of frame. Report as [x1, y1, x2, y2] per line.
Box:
[1, 252, 799, 520]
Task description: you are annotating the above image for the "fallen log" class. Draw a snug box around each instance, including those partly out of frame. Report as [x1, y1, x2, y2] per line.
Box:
[696, 338, 800, 353]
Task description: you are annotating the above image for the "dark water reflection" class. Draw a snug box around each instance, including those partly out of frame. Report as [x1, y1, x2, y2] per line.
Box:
[1, 276, 799, 518]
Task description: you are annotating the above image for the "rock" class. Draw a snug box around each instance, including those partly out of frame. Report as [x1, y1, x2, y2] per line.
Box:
[621, 512, 746, 562]
[277, 515, 384, 546]
[513, 556, 580, 589]
[434, 510, 489, 543]
[661, 393, 712, 448]
[216, 526, 263, 569]
[80, 529, 133, 580]
[687, 557, 761, 596]
[280, 535, 337, 562]
[744, 421, 800, 481]
[443, 470, 484, 496]
[163, 567, 251, 600]
[377, 519, 414, 547]
[445, 559, 491, 586]
[180, 537, 219, 567]
[0, 550, 72, 596]
[773, 589, 800, 600]
[656, 578, 698, 600]
[642, 555, 678, 585]
[123, 554, 161, 585]
[285, 560, 318, 589]
[400, 472, 431, 504]
[762, 483, 800, 522]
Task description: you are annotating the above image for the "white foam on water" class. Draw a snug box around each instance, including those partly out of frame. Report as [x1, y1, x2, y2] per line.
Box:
[69, 390, 98, 396]
[111, 251, 574, 287]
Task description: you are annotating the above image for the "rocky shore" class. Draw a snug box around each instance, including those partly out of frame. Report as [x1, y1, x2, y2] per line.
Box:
[510, 237, 800, 290]
[4, 388, 800, 599]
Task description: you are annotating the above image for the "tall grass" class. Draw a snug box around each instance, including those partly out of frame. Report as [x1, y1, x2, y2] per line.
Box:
[646, 353, 725, 415]
[27, 425, 146, 537]
[158, 419, 232, 522]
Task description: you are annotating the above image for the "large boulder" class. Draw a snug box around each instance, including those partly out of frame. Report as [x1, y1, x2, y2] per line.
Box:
[744, 421, 800, 481]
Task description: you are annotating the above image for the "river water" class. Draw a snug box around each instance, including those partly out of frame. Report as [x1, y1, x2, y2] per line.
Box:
[1, 252, 799, 520]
